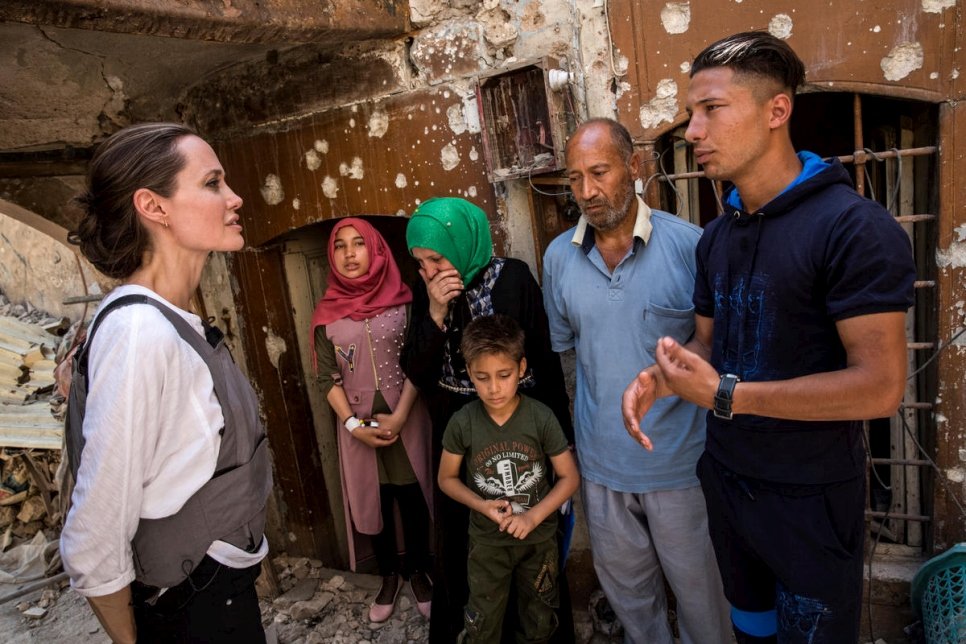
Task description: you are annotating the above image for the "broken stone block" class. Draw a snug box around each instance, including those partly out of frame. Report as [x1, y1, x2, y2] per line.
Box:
[289, 591, 334, 620]
[275, 578, 319, 605]
[16, 495, 46, 523]
[290, 558, 310, 580]
[323, 574, 345, 591]
[0, 505, 15, 528]
[22, 606, 47, 619]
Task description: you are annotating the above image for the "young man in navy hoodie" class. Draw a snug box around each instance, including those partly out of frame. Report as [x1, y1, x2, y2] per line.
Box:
[621, 32, 916, 643]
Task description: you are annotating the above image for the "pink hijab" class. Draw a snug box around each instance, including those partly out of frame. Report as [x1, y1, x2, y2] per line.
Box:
[310, 218, 411, 368]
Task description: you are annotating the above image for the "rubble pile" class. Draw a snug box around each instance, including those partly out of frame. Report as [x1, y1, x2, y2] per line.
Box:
[0, 293, 74, 550]
[260, 554, 431, 643]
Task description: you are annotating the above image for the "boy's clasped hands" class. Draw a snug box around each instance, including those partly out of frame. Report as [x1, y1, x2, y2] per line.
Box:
[478, 498, 540, 539]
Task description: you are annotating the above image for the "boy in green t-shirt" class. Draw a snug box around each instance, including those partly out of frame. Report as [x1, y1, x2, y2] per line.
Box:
[439, 314, 579, 644]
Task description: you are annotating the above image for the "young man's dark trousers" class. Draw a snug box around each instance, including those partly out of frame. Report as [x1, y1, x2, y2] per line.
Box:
[697, 451, 865, 643]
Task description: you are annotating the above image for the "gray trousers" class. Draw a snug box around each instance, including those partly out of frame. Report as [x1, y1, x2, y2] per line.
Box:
[581, 480, 731, 644]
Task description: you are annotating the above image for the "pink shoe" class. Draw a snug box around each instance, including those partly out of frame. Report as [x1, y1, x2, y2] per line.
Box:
[369, 574, 401, 623]
[409, 571, 432, 620]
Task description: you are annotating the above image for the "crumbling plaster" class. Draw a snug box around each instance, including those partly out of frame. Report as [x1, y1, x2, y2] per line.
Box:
[0, 198, 109, 323]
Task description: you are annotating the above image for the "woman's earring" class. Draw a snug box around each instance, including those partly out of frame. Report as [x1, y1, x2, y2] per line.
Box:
[161, 215, 169, 228]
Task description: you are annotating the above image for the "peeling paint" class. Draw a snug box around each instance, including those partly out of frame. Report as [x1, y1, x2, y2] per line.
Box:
[680, 61, 691, 74]
[260, 174, 284, 206]
[338, 157, 365, 180]
[638, 78, 678, 130]
[440, 142, 460, 171]
[922, 0, 956, 13]
[447, 104, 467, 135]
[263, 327, 287, 369]
[292, 198, 300, 210]
[881, 42, 924, 81]
[395, 173, 408, 188]
[368, 111, 389, 138]
[768, 14, 793, 40]
[953, 68, 961, 80]
[322, 176, 339, 199]
[468, 185, 478, 198]
[936, 241, 966, 269]
[314, 139, 329, 154]
[955, 223, 966, 242]
[304, 149, 322, 171]
[947, 467, 965, 483]
[462, 93, 482, 134]
[959, 449, 966, 462]
[660, 3, 690, 35]
[469, 146, 480, 161]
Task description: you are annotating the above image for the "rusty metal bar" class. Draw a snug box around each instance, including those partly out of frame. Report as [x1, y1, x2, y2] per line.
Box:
[853, 94, 865, 197]
[871, 458, 932, 466]
[914, 280, 936, 288]
[908, 342, 936, 350]
[866, 511, 931, 522]
[655, 147, 939, 184]
[839, 146, 938, 164]
[895, 214, 936, 223]
[901, 402, 934, 410]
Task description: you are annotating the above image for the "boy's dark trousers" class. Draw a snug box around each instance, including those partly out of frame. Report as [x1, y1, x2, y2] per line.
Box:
[462, 538, 559, 644]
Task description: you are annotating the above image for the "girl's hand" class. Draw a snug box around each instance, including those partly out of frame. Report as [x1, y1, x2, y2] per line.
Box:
[501, 511, 539, 540]
[373, 410, 407, 438]
[351, 425, 398, 448]
[478, 498, 511, 526]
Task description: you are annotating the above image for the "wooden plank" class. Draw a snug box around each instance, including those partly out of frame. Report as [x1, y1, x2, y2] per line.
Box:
[899, 123, 922, 548]
[0, 333, 35, 354]
[0, 435, 61, 450]
[0, 317, 55, 347]
[29, 360, 56, 372]
[0, 416, 59, 429]
[20, 347, 47, 367]
[0, 361, 23, 381]
[0, 402, 53, 415]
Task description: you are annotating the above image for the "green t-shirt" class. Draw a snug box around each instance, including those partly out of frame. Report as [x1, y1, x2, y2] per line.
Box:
[442, 394, 569, 545]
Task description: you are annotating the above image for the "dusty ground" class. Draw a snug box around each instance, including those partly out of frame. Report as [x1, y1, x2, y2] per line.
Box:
[0, 557, 607, 644]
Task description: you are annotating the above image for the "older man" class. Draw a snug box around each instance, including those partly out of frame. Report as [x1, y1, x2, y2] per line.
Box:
[542, 118, 730, 644]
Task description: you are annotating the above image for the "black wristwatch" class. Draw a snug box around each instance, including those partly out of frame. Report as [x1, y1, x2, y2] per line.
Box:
[713, 373, 740, 420]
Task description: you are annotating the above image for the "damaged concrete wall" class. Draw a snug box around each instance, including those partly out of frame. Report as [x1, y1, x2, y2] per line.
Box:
[609, 0, 962, 141]
[0, 198, 109, 323]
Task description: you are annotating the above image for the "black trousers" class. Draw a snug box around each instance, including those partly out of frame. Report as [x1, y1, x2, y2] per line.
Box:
[132, 555, 265, 644]
[372, 481, 432, 577]
[697, 451, 865, 644]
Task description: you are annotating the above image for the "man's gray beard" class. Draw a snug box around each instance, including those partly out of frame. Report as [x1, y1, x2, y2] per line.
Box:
[583, 185, 635, 232]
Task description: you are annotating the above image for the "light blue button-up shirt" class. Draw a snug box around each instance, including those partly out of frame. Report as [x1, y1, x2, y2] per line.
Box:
[542, 196, 706, 492]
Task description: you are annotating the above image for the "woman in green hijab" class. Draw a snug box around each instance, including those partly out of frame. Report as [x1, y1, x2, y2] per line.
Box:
[401, 197, 574, 644]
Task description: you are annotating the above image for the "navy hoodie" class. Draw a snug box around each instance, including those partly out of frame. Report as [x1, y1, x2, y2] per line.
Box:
[693, 155, 916, 484]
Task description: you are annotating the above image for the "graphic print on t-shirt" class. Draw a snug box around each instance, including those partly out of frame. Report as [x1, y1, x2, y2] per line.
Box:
[714, 273, 771, 379]
[470, 440, 545, 514]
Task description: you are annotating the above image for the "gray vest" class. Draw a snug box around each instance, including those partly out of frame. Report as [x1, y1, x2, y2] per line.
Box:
[65, 294, 272, 589]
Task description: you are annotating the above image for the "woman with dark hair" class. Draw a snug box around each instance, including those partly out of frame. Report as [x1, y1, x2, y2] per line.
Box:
[60, 123, 271, 644]
[401, 197, 574, 643]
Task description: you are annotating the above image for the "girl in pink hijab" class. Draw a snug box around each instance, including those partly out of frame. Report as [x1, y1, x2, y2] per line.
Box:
[310, 217, 433, 623]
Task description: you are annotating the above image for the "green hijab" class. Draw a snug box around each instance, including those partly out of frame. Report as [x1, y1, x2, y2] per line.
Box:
[406, 197, 493, 284]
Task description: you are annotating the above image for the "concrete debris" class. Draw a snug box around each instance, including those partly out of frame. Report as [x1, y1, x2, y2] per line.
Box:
[21, 605, 46, 619]
[261, 554, 428, 643]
